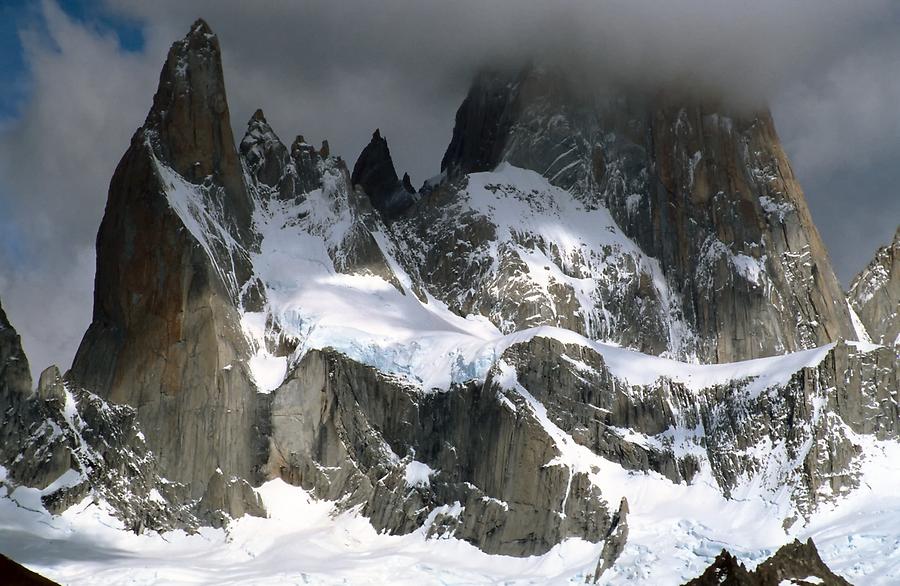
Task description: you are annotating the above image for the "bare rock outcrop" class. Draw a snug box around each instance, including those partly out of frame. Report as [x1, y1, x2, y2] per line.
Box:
[265, 348, 612, 556]
[849, 226, 900, 345]
[501, 335, 897, 519]
[351, 129, 416, 219]
[1, 299, 194, 532]
[684, 539, 851, 585]
[68, 20, 267, 516]
[593, 497, 630, 582]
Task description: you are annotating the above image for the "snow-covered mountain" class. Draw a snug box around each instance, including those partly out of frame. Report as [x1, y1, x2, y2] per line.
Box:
[1, 19, 898, 585]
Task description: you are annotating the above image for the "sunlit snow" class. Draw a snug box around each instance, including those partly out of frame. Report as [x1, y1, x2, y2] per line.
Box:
[2, 162, 895, 585]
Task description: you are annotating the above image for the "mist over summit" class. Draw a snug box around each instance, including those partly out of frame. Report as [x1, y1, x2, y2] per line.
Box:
[0, 7, 898, 585]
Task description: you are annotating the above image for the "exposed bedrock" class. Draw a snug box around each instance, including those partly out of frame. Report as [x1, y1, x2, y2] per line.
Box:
[849, 226, 900, 346]
[68, 20, 266, 513]
[438, 67, 856, 362]
[265, 348, 611, 556]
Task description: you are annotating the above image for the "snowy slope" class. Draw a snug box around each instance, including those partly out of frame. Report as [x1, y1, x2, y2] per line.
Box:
[238, 163, 703, 395]
[3, 436, 900, 585]
[3, 158, 897, 583]
[395, 164, 699, 359]
[234, 163, 851, 403]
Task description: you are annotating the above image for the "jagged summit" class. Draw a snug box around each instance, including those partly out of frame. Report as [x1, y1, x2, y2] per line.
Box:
[189, 17, 213, 35]
[0, 298, 31, 398]
[351, 128, 416, 219]
[146, 20, 238, 183]
[2, 18, 897, 584]
[241, 108, 292, 194]
[250, 107, 267, 123]
[433, 64, 856, 362]
[69, 19, 265, 511]
[401, 171, 414, 193]
[684, 539, 851, 585]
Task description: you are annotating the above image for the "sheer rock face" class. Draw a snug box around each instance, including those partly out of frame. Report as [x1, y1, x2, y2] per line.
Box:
[438, 67, 855, 363]
[68, 20, 267, 510]
[1, 303, 194, 532]
[144, 19, 252, 247]
[501, 336, 897, 518]
[351, 129, 416, 219]
[0, 299, 31, 398]
[265, 348, 611, 557]
[849, 227, 900, 346]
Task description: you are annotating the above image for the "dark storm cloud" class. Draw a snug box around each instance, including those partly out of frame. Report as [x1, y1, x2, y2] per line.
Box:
[0, 0, 898, 377]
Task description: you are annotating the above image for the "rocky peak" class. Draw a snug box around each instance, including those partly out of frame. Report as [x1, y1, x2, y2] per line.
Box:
[849, 225, 900, 345]
[68, 21, 267, 513]
[144, 18, 252, 243]
[434, 64, 856, 362]
[682, 550, 755, 585]
[290, 134, 325, 195]
[240, 111, 338, 201]
[754, 539, 851, 585]
[685, 539, 851, 585]
[240, 108, 291, 195]
[352, 128, 415, 220]
[401, 172, 414, 193]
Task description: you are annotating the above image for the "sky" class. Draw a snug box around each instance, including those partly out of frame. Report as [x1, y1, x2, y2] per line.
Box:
[0, 0, 898, 380]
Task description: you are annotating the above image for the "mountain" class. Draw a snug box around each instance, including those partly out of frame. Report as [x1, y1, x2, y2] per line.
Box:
[434, 67, 855, 363]
[351, 129, 417, 219]
[1, 296, 195, 533]
[683, 539, 850, 585]
[849, 227, 900, 346]
[1, 19, 898, 585]
[67, 19, 267, 519]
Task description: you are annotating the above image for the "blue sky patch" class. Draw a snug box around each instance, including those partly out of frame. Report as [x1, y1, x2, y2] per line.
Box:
[0, 0, 144, 122]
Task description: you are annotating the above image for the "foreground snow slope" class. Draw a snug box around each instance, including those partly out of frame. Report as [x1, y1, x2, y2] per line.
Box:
[2, 435, 899, 585]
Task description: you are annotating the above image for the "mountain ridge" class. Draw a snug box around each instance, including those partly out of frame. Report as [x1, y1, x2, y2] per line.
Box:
[0, 19, 897, 585]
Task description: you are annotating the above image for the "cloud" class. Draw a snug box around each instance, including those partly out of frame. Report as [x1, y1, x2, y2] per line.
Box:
[0, 0, 898, 377]
[105, 0, 893, 176]
[0, 1, 159, 378]
[773, 26, 900, 282]
[776, 34, 900, 175]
